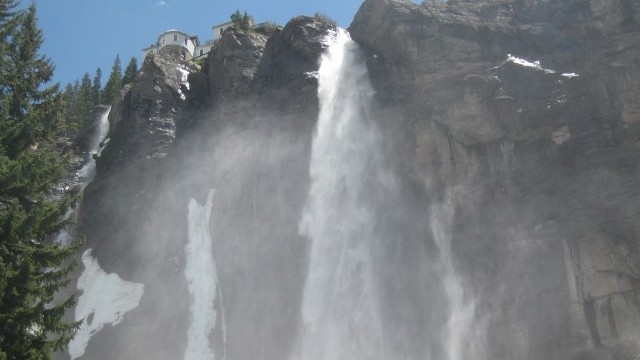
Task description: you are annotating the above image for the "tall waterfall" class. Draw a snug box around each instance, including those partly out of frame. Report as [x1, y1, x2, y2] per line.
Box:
[295, 29, 387, 360]
[294, 30, 482, 360]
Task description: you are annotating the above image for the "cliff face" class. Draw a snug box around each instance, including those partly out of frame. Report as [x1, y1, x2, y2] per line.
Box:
[75, 17, 336, 360]
[351, 0, 640, 358]
[73, 2, 640, 359]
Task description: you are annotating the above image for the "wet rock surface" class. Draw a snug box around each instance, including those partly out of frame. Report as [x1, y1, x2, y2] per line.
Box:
[71, 2, 640, 359]
[351, 0, 640, 358]
[74, 17, 336, 360]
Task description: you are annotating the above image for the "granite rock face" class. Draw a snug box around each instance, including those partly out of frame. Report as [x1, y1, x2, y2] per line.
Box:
[74, 17, 337, 360]
[72, 2, 640, 360]
[97, 54, 198, 174]
[351, 0, 640, 358]
[207, 30, 268, 104]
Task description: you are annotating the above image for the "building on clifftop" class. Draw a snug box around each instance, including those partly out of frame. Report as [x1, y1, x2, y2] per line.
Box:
[143, 21, 234, 61]
[212, 21, 234, 41]
[142, 30, 197, 61]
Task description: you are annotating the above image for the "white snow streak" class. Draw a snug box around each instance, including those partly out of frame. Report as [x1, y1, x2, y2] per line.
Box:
[505, 55, 580, 79]
[507, 54, 556, 74]
[68, 249, 145, 360]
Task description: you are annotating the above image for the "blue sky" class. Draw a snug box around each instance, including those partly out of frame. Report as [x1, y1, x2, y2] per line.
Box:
[27, 0, 366, 86]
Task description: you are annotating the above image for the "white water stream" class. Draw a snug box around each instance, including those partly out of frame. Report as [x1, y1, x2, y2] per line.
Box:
[75, 107, 111, 186]
[56, 107, 111, 246]
[294, 29, 481, 360]
[66, 107, 146, 360]
[431, 199, 484, 360]
[295, 29, 387, 360]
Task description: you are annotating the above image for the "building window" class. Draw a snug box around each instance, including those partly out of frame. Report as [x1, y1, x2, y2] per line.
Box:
[199, 49, 203, 55]
[184, 38, 188, 45]
[174, 34, 178, 41]
[219, 28, 224, 35]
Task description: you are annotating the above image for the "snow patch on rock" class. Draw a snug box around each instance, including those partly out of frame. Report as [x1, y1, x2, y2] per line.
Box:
[68, 249, 145, 360]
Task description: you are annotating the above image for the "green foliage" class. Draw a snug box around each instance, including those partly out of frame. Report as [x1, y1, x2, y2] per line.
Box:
[62, 66, 106, 140]
[1, 5, 62, 158]
[61, 81, 78, 138]
[75, 73, 93, 131]
[230, 9, 254, 31]
[102, 54, 122, 105]
[91, 68, 101, 105]
[61, 72, 94, 139]
[192, 57, 207, 67]
[122, 57, 138, 85]
[0, 2, 80, 358]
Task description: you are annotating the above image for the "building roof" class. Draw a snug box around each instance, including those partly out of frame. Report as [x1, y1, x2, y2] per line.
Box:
[212, 21, 234, 29]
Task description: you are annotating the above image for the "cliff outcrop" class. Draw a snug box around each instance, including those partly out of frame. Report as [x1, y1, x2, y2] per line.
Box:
[74, 16, 337, 360]
[71, 2, 640, 359]
[351, 0, 640, 358]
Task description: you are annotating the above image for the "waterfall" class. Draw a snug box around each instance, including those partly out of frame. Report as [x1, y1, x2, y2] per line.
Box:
[184, 190, 226, 360]
[56, 107, 111, 246]
[66, 107, 147, 359]
[76, 107, 111, 187]
[431, 199, 485, 360]
[295, 29, 386, 360]
[294, 29, 483, 360]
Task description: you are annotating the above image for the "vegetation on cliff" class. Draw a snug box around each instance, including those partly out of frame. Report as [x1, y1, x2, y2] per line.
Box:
[230, 9, 254, 31]
[101, 55, 123, 106]
[0, 1, 81, 358]
[62, 54, 137, 151]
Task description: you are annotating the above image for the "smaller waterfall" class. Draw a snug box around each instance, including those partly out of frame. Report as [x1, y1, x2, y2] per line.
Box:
[65, 106, 146, 359]
[56, 107, 111, 246]
[76, 107, 111, 187]
[431, 198, 485, 360]
[184, 190, 226, 360]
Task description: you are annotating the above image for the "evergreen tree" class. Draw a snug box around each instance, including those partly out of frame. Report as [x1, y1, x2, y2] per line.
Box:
[61, 83, 76, 138]
[230, 9, 254, 31]
[91, 68, 101, 106]
[0, 0, 15, 20]
[0, 3, 81, 359]
[241, 11, 253, 30]
[62, 83, 74, 104]
[102, 55, 122, 105]
[74, 72, 93, 133]
[0, 0, 19, 123]
[61, 81, 80, 138]
[122, 57, 137, 85]
[68, 81, 80, 135]
[230, 9, 241, 26]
